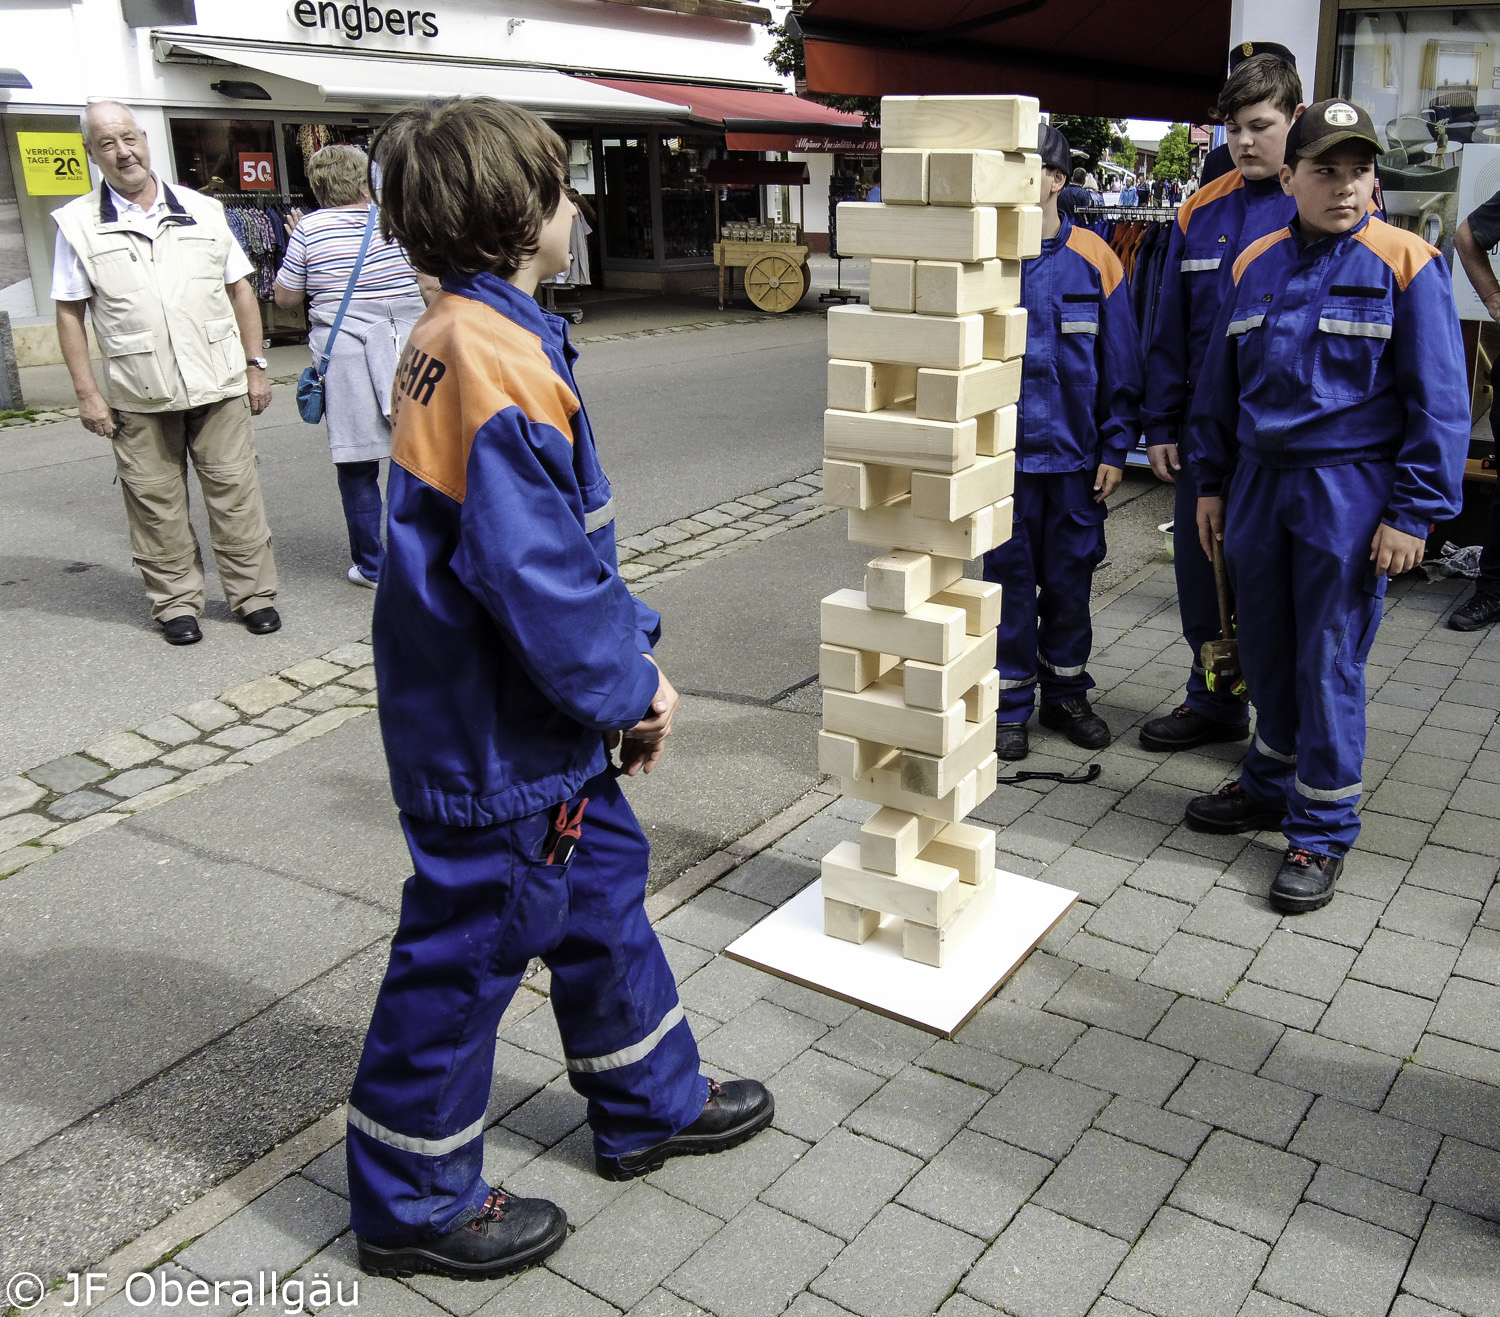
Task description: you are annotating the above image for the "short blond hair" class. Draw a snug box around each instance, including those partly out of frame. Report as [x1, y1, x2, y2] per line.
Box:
[307, 144, 369, 207]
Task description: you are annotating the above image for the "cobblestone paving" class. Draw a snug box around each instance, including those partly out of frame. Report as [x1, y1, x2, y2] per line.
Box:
[33, 566, 1500, 1317]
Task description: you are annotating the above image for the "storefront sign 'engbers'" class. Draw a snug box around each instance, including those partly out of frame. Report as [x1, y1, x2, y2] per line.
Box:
[290, 0, 439, 41]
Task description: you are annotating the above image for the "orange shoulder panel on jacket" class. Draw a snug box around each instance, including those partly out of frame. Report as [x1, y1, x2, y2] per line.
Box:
[1065, 225, 1125, 297]
[1231, 228, 1292, 284]
[1175, 168, 1243, 233]
[1352, 217, 1438, 291]
[390, 292, 582, 504]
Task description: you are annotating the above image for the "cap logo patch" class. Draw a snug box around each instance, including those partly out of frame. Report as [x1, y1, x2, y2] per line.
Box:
[1242, 41, 1254, 56]
[1325, 103, 1360, 127]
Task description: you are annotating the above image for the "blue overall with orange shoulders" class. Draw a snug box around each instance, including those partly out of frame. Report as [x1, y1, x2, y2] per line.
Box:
[1188, 215, 1468, 854]
[345, 272, 706, 1246]
[982, 215, 1143, 720]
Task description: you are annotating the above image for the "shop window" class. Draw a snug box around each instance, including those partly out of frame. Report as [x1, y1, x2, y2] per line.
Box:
[169, 117, 277, 195]
[660, 134, 722, 260]
[602, 137, 652, 261]
[283, 123, 375, 204]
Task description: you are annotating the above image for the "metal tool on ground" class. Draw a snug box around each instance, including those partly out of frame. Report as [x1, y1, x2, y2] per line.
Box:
[1201, 534, 1248, 702]
[995, 763, 1101, 785]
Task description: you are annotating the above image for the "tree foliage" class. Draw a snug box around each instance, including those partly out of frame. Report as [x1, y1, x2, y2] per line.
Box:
[1048, 115, 1114, 173]
[765, 4, 880, 125]
[1112, 138, 1138, 171]
[1153, 123, 1193, 181]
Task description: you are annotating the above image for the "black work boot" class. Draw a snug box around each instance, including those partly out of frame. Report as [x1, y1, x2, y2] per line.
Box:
[1449, 590, 1500, 632]
[1039, 697, 1111, 749]
[995, 721, 1029, 761]
[356, 1188, 567, 1281]
[1269, 847, 1343, 914]
[1138, 703, 1250, 752]
[596, 1078, 774, 1181]
[1184, 781, 1283, 834]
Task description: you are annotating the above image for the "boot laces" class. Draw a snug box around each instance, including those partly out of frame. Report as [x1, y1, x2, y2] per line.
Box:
[1170, 703, 1194, 719]
[704, 1077, 723, 1107]
[467, 1188, 510, 1231]
[1216, 781, 1252, 801]
[1285, 847, 1325, 869]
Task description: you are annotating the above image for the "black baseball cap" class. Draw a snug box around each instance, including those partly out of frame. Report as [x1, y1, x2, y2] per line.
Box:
[1228, 40, 1297, 73]
[1037, 122, 1071, 175]
[1284, 98, 1381, 164]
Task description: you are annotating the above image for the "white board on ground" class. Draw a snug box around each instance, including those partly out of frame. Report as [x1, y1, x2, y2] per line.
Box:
[724, 871, 1077, 1037]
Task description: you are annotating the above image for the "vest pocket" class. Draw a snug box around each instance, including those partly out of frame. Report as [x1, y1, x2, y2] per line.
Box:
[204, 315, 244, 389]
[101, 329, 171, 406]
[90, 245, 146, 295]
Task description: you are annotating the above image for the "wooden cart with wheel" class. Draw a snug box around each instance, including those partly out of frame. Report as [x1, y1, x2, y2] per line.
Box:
[708, 159, 813, 314]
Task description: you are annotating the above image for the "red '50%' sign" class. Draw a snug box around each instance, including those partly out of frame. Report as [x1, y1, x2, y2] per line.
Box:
[239, 153, 276, 189]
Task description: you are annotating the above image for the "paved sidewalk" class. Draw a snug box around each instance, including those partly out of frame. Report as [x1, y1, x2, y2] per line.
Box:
[27, 566, 1500, 1317]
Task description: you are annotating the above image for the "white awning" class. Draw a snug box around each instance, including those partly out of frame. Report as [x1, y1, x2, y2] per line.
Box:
[156, 37, 692, 120]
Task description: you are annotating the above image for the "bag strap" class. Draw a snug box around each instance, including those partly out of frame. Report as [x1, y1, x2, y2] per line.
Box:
[315, 203, 378, 379]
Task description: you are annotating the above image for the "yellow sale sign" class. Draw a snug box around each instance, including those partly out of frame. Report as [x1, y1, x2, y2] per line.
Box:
[17, 132, 91, 195]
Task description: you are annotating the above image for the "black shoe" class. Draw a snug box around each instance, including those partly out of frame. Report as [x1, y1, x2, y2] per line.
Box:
[1138, 703, 1250, 752]
[1184, 781, 1283, 834]
[1039, 697, 1111, 749]
[1269, 847, 1343, 914]
[596, 1078, 774, 1181]
[160, 615, 202, 646]
[995, 721, 1029, 761]
[356, 1188, 566, 1281]
[240, 606, 281, 635]
[1450, 591, 1500, 632]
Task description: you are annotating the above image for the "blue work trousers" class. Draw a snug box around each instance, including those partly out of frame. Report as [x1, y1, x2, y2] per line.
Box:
[1174, 458, 1251, 727]
[346, 768, 706, 1245]
[336, 459, 384, 582]
[1224, 461, 1390, 855]
[982, 468, 1104, 721]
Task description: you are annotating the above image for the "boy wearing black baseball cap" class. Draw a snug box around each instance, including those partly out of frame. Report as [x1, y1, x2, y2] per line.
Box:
[1182, 100, 1469, 912]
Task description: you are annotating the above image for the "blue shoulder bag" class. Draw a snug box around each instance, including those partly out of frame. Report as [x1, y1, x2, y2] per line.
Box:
[296, 204, 377, 424]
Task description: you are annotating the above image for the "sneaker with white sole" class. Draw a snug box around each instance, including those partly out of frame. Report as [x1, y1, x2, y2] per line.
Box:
[347, 565, 377, 589]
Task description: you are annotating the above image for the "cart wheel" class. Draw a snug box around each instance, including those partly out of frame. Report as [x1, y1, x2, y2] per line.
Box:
[745, 252, 807, 314]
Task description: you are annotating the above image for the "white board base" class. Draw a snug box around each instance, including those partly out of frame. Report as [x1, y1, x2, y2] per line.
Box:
[724, 871, 1077, 1037]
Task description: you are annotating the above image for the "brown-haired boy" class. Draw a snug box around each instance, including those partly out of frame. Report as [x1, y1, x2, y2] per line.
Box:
[344, 97, 773, 1282]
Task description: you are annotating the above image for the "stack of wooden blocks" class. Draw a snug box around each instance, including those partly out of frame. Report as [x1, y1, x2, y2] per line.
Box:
[817, 94, 1044, 969]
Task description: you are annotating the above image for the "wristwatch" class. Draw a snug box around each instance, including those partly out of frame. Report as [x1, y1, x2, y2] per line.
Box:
[246, 356, 269, 371]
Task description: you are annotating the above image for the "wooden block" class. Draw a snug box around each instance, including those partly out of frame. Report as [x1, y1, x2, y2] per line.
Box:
[824, 677, 967, 757]
[835, 201, 998, 262]
[848, 495, 999, 559]
[932, 577, 1003, 636]
[865, 550, 964, 613]
[868, 258, 917, 313]
[1022, 153, 1046, 203]
[903, 870, 996, 966]
[983, 307, 1029, 361]
[963, 668, 1001, 723]
[928, 150, 1040, 206]
[828, 305, 985, 371]
[923, 821, 997, 887]
[819, 642, 899, 692]
[911, 453, 1015, 522]
[825, 403, 978, 474]
[822, 458, 912, 511]
[881, 95, 1040, 152]
[915, 358, 1021, 422]
[916, 259, 1020, 317]
[825, 896, 882, 944]
[821, 839, 962, 927]
[843, 757, 983, 823]
[818, 729, 894, 781]
[996, 205, 1043, 260]
[904, 629, 997, 710]
[882, 149, 929, 204]
[989, 495, 1014, 550]
[976, 405, 1017, 456]
[901, 710, 995, 797]
[859, 806, 944, 874]
[975, 752, 999, 810]
[827, 359, 917, 413]
[821, 587, 966, 664]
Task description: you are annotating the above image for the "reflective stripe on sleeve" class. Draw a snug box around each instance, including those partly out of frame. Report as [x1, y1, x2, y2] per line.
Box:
[567, 1002, 684, 1074]
[1294, 775, 1363, 802]
[1060, 321, 1099, 335]
[1317, 317, 1391, 339]
[1180, 258, 1222, 272]
[585, 496, 616, 534]
[1227, 314, 1265, 336]
[346, 1105, 486, 1158]
[1253, 732, 1296, 765]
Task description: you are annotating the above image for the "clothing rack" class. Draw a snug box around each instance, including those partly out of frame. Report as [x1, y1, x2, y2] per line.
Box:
[1072, 205, 1179, 221]
[216, 190, 312, 341]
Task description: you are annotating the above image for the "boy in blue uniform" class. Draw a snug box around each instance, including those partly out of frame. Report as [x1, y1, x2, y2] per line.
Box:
[981, 123, 1143, 760]
[1139, 52, 1305, 752]
[1184, 100, 1469, 912]
[344, 99, 773, 1282]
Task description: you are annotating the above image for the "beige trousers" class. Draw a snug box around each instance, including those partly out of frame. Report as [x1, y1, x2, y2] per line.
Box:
[111, 395, 279, 621]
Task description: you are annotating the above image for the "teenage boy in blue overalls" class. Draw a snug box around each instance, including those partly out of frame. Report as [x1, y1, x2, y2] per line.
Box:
[981, 122, 1143, 761]
[1184, 99, 1469, 912]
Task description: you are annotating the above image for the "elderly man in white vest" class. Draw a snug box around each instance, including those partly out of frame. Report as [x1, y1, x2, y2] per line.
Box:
[53, 101, 281, 646]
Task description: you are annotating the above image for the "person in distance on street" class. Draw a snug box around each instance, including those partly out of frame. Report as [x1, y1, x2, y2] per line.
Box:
[980, 123, 1143, 761]
[1139, 49, 1306, 753]
[1183, 100, 1468, 914]
[343, 97, 773, 1285]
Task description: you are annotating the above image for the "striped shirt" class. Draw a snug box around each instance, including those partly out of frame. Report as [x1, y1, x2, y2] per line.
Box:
[276, 206, 421, 310]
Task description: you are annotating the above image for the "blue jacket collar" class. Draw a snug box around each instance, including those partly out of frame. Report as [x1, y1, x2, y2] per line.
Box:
[441, 270, 570, 352]
[1289, 210, 1372, 256]
[1041, 213, 1073, 254]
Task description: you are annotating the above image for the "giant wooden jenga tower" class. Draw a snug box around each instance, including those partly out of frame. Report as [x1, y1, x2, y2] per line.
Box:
[817, 95, 1043, 969]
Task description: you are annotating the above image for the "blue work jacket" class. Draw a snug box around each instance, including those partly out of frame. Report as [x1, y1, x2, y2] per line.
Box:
[1017, 215, 1143, 474]
[373, 272, 661, 826]
[1142, 170, 1295, 451]
[1187, 214, 1469, 539]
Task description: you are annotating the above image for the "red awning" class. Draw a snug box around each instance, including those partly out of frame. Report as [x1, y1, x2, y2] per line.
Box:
[795, 0, 1231, 122]
[581, 76, 877, 150]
